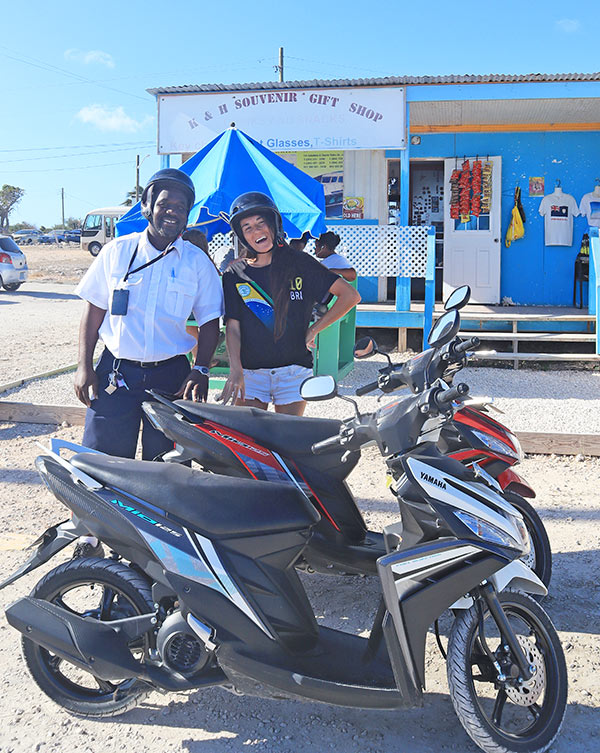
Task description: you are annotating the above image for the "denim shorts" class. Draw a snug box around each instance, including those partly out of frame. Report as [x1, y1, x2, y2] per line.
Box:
[243, 364, 313, 405]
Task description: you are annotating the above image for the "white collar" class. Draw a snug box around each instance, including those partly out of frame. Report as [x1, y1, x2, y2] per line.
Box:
[141, 228, 184, 257]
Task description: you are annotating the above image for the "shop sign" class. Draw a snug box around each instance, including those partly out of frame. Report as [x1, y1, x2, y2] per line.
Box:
[278, 151, 344, 219]
[343, 197, 364, 219]
[157, 87, 406, 154]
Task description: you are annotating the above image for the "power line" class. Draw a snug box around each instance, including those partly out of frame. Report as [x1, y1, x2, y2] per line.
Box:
[0, 44, 149, 103]
[0, 145, 155, 165]
[6, 160, 132, 174]
[286, 55, 388, 76]
[0, 141, 153, 154]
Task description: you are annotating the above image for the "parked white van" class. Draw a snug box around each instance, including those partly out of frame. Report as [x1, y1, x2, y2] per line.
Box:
[81, 207, 127, 256]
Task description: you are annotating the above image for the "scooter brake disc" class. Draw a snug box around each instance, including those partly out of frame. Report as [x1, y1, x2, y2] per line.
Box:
[504, 635, 545, 706]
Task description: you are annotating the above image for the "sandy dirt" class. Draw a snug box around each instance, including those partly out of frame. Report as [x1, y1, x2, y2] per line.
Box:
[0, 424, 598, 753]
[0, 260, 599, 752]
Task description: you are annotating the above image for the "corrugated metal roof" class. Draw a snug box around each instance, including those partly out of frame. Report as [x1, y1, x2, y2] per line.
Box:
[148, 72, 600, 96]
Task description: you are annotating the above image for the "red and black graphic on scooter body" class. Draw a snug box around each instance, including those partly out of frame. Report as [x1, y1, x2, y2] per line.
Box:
[192, 420, 343, 532]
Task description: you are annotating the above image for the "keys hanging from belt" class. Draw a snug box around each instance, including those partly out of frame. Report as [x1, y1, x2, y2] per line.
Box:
[105, 361, 129, 394]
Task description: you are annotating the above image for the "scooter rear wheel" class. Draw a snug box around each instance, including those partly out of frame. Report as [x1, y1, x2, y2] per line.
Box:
[447, 589, 567, 753]
[22, 557, 154, 717]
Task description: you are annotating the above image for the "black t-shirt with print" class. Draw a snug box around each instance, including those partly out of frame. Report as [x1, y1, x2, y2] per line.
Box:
[223, 249, 338, 369]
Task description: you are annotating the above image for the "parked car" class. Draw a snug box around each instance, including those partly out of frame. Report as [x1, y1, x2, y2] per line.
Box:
[0, 236, 28, 291]
[65, 228, 81, 243]
[11, 229, 42, 245]
[39, 230, 68, 244]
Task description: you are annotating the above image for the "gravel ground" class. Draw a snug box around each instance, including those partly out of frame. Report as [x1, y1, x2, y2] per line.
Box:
[0, 421, 598, 753]
[1, 280, 599, 752]
[4, 357, 600, 435]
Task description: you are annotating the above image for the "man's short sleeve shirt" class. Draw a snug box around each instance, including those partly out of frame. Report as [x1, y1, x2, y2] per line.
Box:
[75, 230, 224, 361]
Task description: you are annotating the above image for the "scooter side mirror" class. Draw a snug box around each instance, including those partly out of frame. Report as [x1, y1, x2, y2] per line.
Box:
[427, 310, 461, 348]
[354, 336, 378, 359]
[444, 285, 471, 311]
[300, 375, 338, 402]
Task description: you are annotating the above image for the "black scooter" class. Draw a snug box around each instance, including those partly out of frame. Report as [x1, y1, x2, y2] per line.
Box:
[0, 309, 566, 753]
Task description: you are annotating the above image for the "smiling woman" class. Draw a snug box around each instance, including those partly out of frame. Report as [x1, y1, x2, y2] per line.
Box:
[219, 191, 360, 416]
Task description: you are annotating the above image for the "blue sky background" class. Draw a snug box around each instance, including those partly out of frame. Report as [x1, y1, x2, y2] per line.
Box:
[2, 0, 599, 227]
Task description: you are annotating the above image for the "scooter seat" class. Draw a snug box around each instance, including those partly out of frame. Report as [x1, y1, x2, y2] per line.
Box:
[70, 454, 320, 537]
[171, 400, 342, 456]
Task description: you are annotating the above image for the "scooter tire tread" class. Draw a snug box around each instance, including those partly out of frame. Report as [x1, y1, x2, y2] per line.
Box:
[21, 557, 154, 718]
[447, 589, 566, 753]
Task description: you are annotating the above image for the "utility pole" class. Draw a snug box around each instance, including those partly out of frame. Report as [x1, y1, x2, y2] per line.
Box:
[276, 47, 284, 82]
[135, 155, 140, 202]
[61, 187, 65, 228]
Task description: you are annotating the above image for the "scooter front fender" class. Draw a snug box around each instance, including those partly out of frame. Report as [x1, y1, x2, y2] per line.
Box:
[450, 559, 547, 609]
[0, 519, 84, 591]
[497, 467, 536, 498]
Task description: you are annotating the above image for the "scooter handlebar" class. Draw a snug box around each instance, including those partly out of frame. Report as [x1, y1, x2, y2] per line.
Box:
[436, 382, 469, 407]
[355, 380, 380, 396]
[311, 434, 343, 455]
[453, 336, 480, 355]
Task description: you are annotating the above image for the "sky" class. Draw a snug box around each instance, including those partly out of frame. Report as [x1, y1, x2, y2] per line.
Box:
[2, 0, 600, 227]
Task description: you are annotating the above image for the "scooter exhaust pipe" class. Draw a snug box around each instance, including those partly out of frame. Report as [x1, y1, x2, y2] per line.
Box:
[7, 597, 226, 690]
[8, 596, 148, 681]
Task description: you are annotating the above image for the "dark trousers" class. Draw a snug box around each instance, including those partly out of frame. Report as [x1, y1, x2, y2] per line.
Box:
[82, 349, 190, 460]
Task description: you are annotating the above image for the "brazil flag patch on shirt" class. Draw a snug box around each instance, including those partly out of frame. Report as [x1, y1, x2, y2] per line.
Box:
[236, 282, 274, 331]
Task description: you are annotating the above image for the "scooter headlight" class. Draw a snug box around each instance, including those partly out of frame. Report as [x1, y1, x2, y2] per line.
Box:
[510, 512, 531, 555]
[471, 429, 521, 461]
[508, 431, 524, 463]
[454, 509, 523, 551]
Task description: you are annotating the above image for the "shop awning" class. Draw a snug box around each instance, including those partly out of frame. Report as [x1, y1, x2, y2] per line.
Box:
[116, 127, 327, 240]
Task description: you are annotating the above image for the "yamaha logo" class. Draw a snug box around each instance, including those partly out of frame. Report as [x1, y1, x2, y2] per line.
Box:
[420, 471, 447, 490]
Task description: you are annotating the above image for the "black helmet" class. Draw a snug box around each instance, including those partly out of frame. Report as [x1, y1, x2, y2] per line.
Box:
[141, 168, 195, 220]
[229, 191, 283, 243]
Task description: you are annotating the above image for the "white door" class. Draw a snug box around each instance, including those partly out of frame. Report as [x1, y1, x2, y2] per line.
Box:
[443, 156, 502, 304]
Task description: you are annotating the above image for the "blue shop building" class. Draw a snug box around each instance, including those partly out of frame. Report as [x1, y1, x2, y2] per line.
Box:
[150, 72, 600, 359]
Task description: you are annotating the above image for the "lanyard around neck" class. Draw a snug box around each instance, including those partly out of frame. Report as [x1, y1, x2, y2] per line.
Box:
[123, 242, 175, 283]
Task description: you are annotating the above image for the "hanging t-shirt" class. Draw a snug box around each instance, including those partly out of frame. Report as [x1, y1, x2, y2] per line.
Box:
[538, 192, 580, 246]
[223, 249, 338, 370]
[579, 192, 600, 228]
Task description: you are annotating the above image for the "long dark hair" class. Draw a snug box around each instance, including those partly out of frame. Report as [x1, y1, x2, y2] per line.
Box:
[270, 241, 297, 341]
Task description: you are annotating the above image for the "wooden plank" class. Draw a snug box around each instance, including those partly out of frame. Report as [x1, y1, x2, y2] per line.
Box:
[411, 122, 600, 134]
[472, 352, 600, 361]
[397, 328, 407, 352]
[0, 363, 78, 395]
[516, 431, 600, 456]
[1, 399, 599, 457]
[459, 331, 596, 341]
[0, 401, 86, 426]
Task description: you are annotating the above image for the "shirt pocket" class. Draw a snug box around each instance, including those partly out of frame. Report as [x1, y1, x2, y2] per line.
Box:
[165, 279, 195, 320]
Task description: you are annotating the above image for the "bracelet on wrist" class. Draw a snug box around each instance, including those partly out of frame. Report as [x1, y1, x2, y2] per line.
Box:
[192, 365, 210, 376]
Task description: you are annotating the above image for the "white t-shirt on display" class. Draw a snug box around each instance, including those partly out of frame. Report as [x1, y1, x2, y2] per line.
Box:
[318, 252, 353, 270]
[538, 192, 580, 246]
[579, 191, 600, 228]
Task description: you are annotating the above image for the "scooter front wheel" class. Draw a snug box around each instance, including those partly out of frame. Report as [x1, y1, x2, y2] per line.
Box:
[447, 589, 567, 753]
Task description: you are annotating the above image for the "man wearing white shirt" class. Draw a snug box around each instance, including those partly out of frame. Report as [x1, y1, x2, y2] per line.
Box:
[74, 168, 224, 463]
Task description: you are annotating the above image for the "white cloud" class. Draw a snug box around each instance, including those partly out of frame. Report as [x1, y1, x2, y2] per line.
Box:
[555, 18, 580, 33]
[65, 48, 115, 68]
[76, 104, 153, 133]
